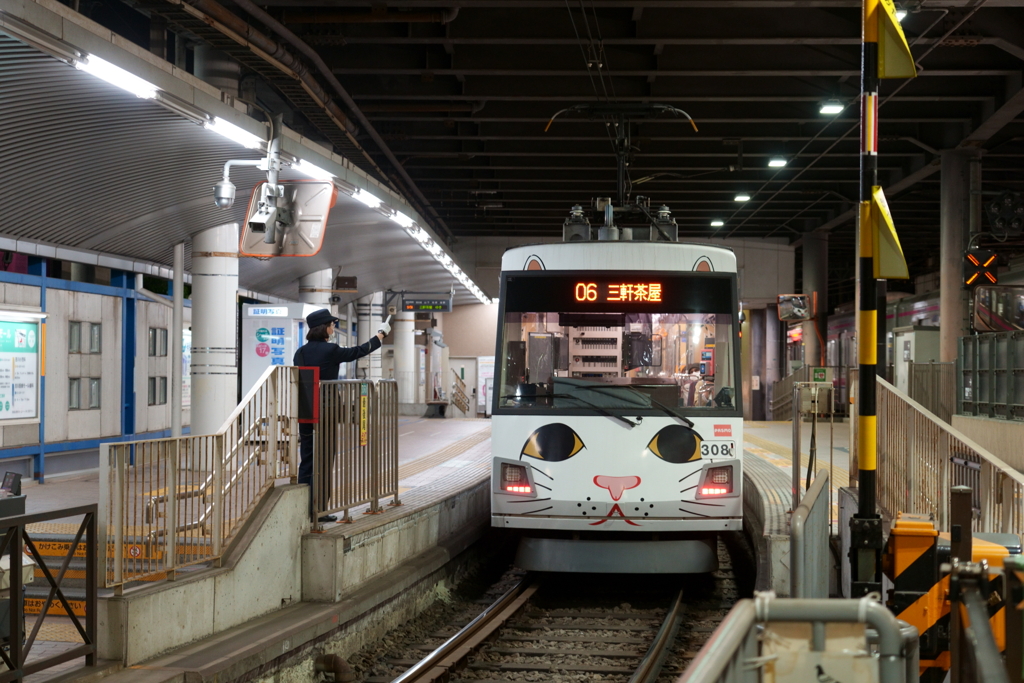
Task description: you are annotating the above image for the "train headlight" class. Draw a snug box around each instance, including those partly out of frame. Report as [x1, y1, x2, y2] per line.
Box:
[501, 463, 532, 494]
[699, 466, 732, 496]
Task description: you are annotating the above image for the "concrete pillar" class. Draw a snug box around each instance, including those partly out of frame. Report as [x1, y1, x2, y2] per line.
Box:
[393, 311, 416, 404]
[356, 292, 384, 379]
[940, 150, 973, 361]
[765, 304, 782, 419]
[802, 232, 828, 367]
[750, 308, 766, 421]
[190, 223, 239, 435]
[298, 269, 332, 308]
[172, 243, 184, 438]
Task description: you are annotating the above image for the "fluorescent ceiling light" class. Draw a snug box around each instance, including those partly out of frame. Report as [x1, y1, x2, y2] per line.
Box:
[734, 194, 751, 202]
[391, 211, 415, 229]
[711, 220, 725, 227]
[768, 158, 788, 168]
[896, 9, 907, 21]
[75, 54, 158, 99]
[295, 159, 334, 180]
[352, 188, 381, 208]
[819, 100, 844, 115]
[205, 117, 263, 149]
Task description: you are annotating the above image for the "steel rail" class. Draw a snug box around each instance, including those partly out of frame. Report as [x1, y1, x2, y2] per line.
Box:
[390, 579, 539, 683]
[629, 589, 686, 683]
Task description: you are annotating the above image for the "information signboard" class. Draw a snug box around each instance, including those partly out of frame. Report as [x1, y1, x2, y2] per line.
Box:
[403, 297, 452, 312]
[0, 313, 44, 425]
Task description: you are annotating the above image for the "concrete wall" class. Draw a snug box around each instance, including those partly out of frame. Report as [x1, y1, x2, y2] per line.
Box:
[443, 303, 499, 358]
[135, 300, 192, 433]
[99, 484, 307, 665]
[951, 415, 1024, 471]
[301, 480, 489, 603]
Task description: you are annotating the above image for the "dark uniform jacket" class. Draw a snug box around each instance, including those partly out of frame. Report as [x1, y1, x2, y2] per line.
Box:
[292, 336, 382, 380]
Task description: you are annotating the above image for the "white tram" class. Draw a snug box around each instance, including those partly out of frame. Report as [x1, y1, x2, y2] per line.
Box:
[490, 241, 743, 573]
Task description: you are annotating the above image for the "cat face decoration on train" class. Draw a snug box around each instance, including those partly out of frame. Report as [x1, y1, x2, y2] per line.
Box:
[515, 253, 720, 525]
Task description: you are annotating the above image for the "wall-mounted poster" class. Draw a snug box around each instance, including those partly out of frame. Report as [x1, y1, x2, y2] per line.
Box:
[0, 311, 45, 425]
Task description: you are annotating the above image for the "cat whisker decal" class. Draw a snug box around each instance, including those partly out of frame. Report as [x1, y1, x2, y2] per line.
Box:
[519, 506, 554, 515]
[679, 500, 724, 507]
[677, 507, 711, 518]
[529, 465, 554, 481]
[534, 482, 552, 492]
[678, 470, 701, 484]
[680, 484, 698, 493]
[508, 497, 551, 504]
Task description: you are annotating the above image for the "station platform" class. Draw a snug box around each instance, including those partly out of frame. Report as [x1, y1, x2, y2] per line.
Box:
[14, 415, 850, 682]
[15, 417, 494, 683]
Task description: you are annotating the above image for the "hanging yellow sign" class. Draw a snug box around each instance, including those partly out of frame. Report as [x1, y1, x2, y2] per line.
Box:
[359, 383, 368, 446]
[878, 0, 917, 79]
[871, 186, 910, 279]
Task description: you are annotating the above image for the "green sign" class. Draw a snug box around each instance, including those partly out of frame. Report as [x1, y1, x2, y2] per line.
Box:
[0, 318, 41, 422]
[255, 327, 271, 342]
[813, 367, 827, 382]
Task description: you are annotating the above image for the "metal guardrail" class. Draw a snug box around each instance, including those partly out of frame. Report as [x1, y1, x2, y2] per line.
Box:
[0, 505, 97, 682]
[876, 376, 1024, 535]
[960, 331, 1024, 421]
[907, 360, 956, 423]
[100, 366, 300, 589]
[314, 379, 400, 523]
[677, 595, 916, 683]
[791, 469, 830, 599]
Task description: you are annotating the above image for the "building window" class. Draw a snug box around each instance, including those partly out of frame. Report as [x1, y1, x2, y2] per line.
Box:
[69, 322, 81, 353]
[149, 328, 168, 357]
[89, 323, 101, 354]
[88, 378, 101, 409]
[69, 378, 80, 409]
[148, 377, 168, 406]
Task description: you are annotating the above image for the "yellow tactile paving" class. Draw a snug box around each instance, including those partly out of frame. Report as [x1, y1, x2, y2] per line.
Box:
[744, 432, 850, 487]
[397, 426, 491, 481]
[26, 616, 84, 644]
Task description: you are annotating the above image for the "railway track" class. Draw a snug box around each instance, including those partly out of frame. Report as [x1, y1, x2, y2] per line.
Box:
[363, 537, 742, 683]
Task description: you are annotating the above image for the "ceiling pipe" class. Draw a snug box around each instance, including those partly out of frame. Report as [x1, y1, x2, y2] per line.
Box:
[360, 102, 485, 113]
[284, 8, 459, 23]
[218, 0, 458, 245]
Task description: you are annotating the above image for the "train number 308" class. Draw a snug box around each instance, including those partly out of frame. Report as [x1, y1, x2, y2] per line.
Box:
[701, 443, 733, 457]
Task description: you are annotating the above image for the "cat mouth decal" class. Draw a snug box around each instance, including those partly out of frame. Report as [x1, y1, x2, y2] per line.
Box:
[593, 475, 641, 501]
[589, 504, 641, 527]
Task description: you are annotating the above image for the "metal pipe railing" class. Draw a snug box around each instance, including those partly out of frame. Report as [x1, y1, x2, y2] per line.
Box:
[100, 365, 300, 588]
[313, 379, 400, 524]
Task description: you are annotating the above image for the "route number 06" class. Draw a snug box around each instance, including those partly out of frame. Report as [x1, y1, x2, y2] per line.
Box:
[701, 443, 732, 457]
[575, 282, 598, 302]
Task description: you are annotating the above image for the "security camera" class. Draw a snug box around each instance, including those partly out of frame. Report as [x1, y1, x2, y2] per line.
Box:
[248, 203, 278, 235]
[214, 179, 236, 208]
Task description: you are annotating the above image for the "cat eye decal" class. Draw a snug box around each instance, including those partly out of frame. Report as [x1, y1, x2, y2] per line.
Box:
[647, 425, 703, 464]
[521, 423, 585, 462]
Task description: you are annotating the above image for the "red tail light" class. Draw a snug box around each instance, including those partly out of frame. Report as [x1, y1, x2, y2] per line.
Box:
[700, 466, 732, 495]
[501, 463, 532, 494]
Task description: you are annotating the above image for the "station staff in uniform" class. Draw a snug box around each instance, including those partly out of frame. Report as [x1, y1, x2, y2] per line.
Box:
[294, 308, 391, 522]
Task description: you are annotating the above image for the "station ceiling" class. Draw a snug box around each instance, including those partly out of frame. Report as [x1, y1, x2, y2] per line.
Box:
[6, 0, 1024, 304]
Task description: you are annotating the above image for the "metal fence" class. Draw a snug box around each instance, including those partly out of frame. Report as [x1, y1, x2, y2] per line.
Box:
[314, 379, 400, 522]
[771, 366, 851, 421]
[677, 595, 917, 683]
[906, 361, 956, 423]
[101, 366, 300, 589]
[960, 331, 1024, 421]
[876, 376, 1024, 535]
[791, 469, 830, 599]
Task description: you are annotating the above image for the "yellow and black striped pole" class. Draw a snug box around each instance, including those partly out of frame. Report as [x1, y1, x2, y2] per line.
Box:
[851, 0, 884, 598]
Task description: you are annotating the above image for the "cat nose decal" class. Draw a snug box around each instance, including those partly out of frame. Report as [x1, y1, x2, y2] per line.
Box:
[593, 476, 641, 501]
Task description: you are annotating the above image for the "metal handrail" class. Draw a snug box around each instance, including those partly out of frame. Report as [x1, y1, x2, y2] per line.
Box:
[877, 376, 1024, 534]
[100, 365, 300, 588]
[313, 379, 400, 524]
[791, 469, 830, 598]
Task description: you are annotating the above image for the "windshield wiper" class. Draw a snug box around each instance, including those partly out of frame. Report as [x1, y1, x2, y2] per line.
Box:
[561, 383, 699, 431]
[648, 398, 698, 431]
[499, 393, 639, 428]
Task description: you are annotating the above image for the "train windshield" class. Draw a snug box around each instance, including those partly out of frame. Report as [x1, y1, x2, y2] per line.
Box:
[496, 272, 738, 414]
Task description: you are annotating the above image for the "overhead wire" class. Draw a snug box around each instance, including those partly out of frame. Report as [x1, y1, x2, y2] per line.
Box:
[724, 0, 986, 238]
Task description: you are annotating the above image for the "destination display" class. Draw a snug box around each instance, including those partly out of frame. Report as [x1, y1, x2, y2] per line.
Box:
[0, 316, 42, 424]
[503, 272, 735, 314]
